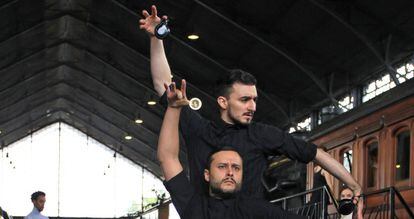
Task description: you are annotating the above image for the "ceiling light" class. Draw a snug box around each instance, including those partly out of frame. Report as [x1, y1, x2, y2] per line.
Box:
[135, 119, 143, 124]
[187, 34, 199, 40]
[124, 135, 132, 140]
[396, 164, 401, 169]
[147, 100, 157, 105]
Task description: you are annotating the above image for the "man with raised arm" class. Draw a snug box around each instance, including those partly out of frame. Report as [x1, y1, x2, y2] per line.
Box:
[140, 5, 362, 205]
[158, 80, 305, 218]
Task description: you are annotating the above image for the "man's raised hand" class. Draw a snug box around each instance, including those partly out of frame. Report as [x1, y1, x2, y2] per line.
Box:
[139, 5, 168, 36]
[164, 79, 189, 108]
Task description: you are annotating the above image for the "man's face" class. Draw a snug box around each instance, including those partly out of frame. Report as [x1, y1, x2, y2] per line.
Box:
[32, 195, 46, 212]
[219, 83, 257, 125]
[204, 151, 243, 197]
[340, 188, 353, 200]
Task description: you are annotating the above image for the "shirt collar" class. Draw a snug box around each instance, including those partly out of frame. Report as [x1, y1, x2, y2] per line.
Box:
[31, 207, 41, 215]
[213, 118, 248, 134]
[208, 196, 236, 208]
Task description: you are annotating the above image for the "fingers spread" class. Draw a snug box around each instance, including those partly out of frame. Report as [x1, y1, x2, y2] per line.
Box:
[181, 79, 187, 99]
[151, 5, 157, 17]
[142, 10, 149, 18]
[177, 91, 183, 99]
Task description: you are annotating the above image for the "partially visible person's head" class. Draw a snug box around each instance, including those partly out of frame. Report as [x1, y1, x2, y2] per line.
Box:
[216, 69, 258, 125]
[340, 187, 354, 200]
[31, 191, 46, 212]
[204, 147, 243, 199]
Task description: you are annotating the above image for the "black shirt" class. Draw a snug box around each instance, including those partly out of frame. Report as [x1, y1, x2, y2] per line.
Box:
[161, 94, 317, 198]
[310, 169, 329, 204]
[165, 171, 306, 219]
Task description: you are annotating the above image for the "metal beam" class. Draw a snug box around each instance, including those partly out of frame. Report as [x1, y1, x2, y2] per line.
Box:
[309, 0, 400, 85]
[5, 109, 162, 177]
[113, 0, 291, 121]
[0, 99, 164, 177]
[352, 3, 414, 42]
[0, 64, 162, 137]
[0, 0, 18, 11]
[59, 109, 163, 178]
[0, 82, 160, 155]
[193, 0, 336, 105]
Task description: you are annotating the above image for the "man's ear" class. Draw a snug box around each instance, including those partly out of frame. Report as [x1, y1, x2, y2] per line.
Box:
[217, 96, 228, 110]
[204, 169, 210, 182]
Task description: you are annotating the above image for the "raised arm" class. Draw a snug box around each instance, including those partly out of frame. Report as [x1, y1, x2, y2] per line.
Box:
[314, 149, 362, 203]
[157, 80, 189, 180]
[139, 5, 172, 96]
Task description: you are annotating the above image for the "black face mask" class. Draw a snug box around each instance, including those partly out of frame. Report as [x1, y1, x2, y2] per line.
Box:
[338, 198, 355, 215]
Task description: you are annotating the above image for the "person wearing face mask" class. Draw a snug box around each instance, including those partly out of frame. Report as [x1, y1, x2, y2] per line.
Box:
[339, 187, 363, 219]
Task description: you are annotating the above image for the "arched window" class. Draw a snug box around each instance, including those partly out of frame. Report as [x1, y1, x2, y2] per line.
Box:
[365, 141, 378, 188]
[395, 130, 411, 182]
[340, 148, 353, 173]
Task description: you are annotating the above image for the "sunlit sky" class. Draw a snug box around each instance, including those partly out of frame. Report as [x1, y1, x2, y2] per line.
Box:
[0, 122, 178, 218]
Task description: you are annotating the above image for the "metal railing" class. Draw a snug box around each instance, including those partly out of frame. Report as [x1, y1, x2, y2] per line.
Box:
[128, 199, 172, 218]
[270, 185, 336, 219]
[270, 186, 414, 219]
[360, 187, 414, 219]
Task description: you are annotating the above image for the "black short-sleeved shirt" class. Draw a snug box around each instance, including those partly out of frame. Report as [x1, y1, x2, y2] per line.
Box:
[161, 94, 317, 198]
[165, 171, 306, 219]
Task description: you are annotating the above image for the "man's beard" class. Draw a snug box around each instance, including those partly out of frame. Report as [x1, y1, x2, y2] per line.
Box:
[227, 109, 253, 126]
[209, 179, 242, 199]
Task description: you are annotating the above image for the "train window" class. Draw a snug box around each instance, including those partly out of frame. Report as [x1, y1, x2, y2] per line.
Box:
[395, 131, 410, 182]
[366, 141, 378, 188]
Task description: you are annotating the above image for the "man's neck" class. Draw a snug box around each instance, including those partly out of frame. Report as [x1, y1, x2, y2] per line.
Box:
[220, 115, 233, 125]
[32, 207, 41, 214]
[209, 189, 236, 199]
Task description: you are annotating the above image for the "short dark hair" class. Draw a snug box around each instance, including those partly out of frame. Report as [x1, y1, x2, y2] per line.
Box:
[206, 146, 243, 169]
[215, 69, 257, 98]
[31, 191, 45, 201]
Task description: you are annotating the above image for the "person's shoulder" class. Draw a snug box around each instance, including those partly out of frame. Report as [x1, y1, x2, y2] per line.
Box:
[164, 170, 192, 196]
[249, 122, 283, 135]
[236, 196, 276, 215]
[240, 195, 269, 204]
[251, 121, 280, 129]
[25, 211, 33, 217]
